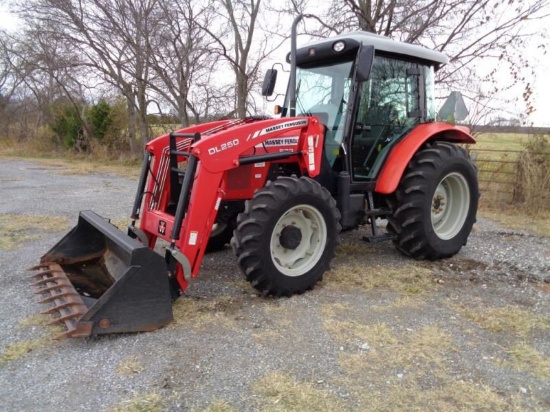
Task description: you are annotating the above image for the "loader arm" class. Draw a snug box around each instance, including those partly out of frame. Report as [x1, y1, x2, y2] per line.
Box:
[161, 116, 326, 290]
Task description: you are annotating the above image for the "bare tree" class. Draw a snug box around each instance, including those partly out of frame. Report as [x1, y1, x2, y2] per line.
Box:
[145, 0, 229, 126]
[279, 0, 550, 121]
[0, 30, 21, 138]
[0, 25, 90, 143]
[14, 0, 163, 153]
[200, 0, 287, 118]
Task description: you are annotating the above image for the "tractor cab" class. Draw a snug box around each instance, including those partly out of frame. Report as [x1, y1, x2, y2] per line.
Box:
[264, 31, 448, 186]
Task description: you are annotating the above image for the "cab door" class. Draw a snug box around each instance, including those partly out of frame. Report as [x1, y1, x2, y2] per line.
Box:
[350, 56, 426, 181]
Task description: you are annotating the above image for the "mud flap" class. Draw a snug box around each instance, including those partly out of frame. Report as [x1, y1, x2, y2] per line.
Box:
[31, 211, 173, 338]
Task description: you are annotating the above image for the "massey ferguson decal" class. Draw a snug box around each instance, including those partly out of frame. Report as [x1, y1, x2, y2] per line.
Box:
[256, 136, 299, 148]
[247, 119, 308, 141]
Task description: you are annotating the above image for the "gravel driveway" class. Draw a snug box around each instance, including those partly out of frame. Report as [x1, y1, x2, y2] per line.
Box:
[0, 158, 549, 411]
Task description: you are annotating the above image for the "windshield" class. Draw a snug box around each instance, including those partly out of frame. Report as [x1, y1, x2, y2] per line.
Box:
[286, 60, 354, 146]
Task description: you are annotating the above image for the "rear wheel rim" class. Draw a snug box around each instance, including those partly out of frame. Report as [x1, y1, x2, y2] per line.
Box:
[270, 204, 327, 277]
[431, 172, 470, 240]
[210, 222, 227, 237]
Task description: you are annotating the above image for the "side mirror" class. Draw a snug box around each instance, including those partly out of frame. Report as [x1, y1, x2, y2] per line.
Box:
[355, 45, 374, 83]
[439, 91, 469, 122]
[261, 69, 278, 97]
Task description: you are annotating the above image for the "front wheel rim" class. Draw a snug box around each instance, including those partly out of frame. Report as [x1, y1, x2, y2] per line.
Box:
[270, 204, 327, 277]
[431, 172, 470, 240]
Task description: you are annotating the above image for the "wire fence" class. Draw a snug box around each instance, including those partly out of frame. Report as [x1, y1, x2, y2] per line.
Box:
[468, 148, 550, 207]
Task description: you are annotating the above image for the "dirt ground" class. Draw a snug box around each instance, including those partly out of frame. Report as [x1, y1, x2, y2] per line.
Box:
[0, 158, 549, 412]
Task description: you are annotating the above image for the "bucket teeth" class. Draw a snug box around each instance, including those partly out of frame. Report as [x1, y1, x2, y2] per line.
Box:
[29, 269, 55, 279]
[34, 283, 71, 294]
[41, 302, 76, 314]
[54, 330, 78, 340]
[28, 264, 50, 271]
[48, 312, 82, 325]
[32, 276, 66, 287]
[38, 292, 74, 304]
[30, 263, 90, 338]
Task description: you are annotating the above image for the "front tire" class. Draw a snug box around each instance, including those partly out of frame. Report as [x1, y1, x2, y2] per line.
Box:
[386, 141, 478, 260]
[232, 176, 341, 296]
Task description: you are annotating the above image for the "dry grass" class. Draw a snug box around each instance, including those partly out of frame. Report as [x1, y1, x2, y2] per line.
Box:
[116, 356, 144, 375]
[515, 151, 550, 213]
[327, 320, 526, 411]
[197, 400, 237, 412]
[170, 296, 239, 330]
[330, 323, 506, 411]
[336, 241, 375, 256]
[325, 320, 398, 348]
[338, 325, 452, 374]
[0, 154, 140, 178]
[110, 218, 132, 231]
[479, 208, 550, 237]
[18, 314, 52, 328]
[504, 343, 550, 380]
[0, 214, 70, 250]
[0, 337, 52, 365]
[253, 370, 346, 411]
[451, 303, 549, 338]
[18, 314, 64, 335]
[472, 133, 550, 213]
[354, 379, 518, 412]
[370, 295, 427, 311]
[109, 393, 164, 412]
[0, 315, 67, 364]
[52, 159, 139, 178]
[320, 302, 352, 318]
[323, 263, 434, 295]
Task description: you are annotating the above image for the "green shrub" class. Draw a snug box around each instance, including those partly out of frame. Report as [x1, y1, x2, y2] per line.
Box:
[49, 104, 83, 148]
[88, 98, 112, 140]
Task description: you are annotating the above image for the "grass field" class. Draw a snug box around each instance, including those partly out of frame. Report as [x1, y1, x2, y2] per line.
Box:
[472, 132, 528, 152]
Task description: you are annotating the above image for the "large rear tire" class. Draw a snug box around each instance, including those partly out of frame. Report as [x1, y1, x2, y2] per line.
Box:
[232, 176, 341, 296]
[386, 141, 478, 260]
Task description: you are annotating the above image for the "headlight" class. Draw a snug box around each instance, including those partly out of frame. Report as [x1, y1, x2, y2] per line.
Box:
[333, 41, 346, 52]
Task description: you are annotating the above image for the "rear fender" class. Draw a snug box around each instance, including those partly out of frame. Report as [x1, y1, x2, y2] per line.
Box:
[375, 122, 475, 194]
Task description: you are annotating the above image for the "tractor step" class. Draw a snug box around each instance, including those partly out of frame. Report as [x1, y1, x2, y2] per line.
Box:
[364, 191, 395, 243]
[363, 233, 397, 243]
[364, 208, 391, 218]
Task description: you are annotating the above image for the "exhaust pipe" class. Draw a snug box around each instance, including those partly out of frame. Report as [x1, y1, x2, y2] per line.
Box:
[30, 211, 173, 338]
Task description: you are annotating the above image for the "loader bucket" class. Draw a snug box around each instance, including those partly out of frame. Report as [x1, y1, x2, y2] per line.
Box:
[30, 211, 173, 338]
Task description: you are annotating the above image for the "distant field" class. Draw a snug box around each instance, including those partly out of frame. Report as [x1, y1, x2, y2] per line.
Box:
[468, 131, 550, 218]
[473, 132, 528, 152]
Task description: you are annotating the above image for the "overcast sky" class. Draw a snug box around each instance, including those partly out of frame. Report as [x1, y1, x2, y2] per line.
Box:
[1, 5, 549, 126]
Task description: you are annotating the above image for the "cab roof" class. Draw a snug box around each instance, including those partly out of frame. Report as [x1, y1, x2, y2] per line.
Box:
[306, 31, 449, 67]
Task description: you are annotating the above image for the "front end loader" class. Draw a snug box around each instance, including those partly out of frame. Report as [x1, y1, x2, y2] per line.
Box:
[33, 116, 329, 337]
[32, 15, 478, 338]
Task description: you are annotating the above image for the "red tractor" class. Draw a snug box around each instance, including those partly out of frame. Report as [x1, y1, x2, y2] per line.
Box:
[32, 16, 478, 337]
